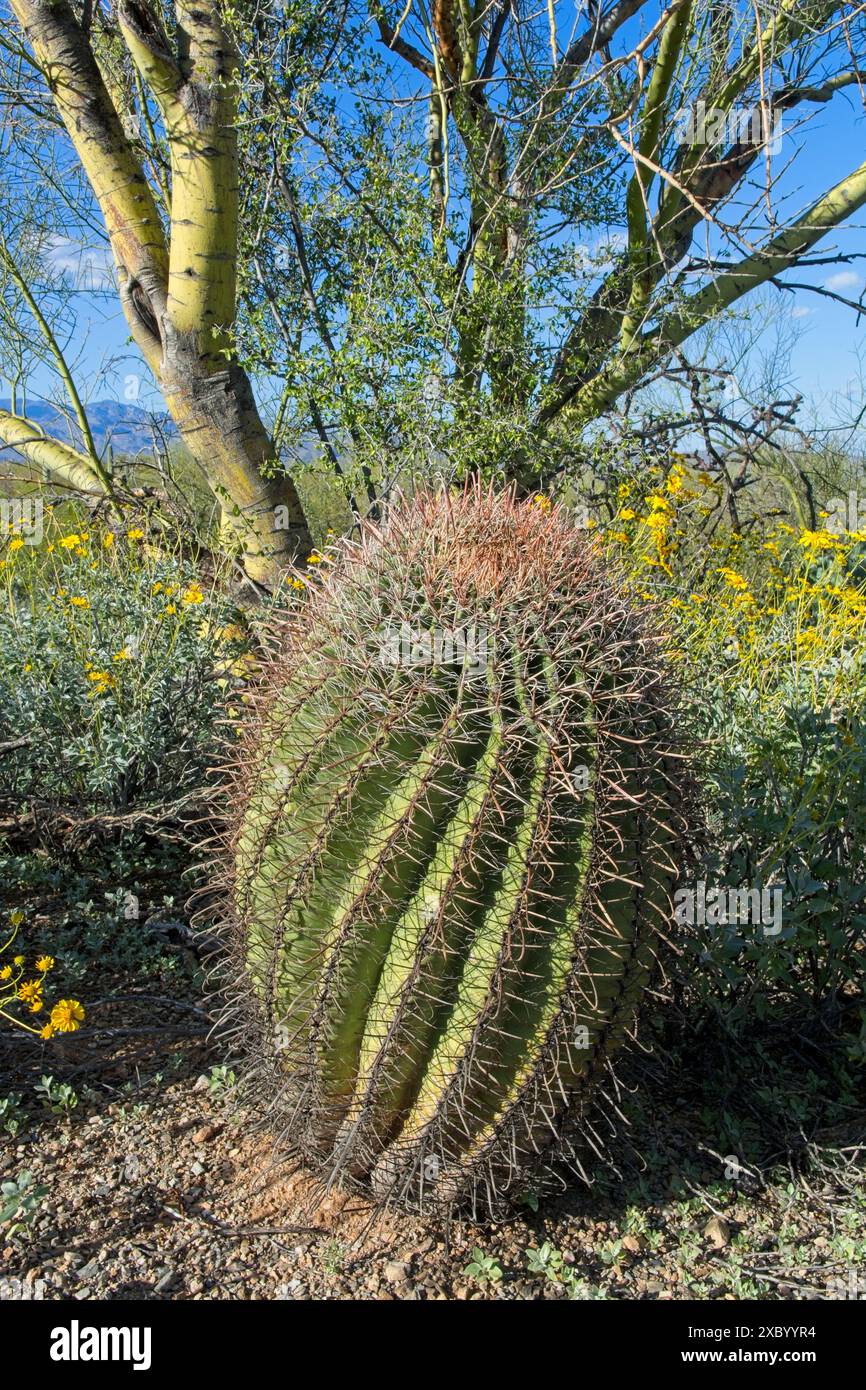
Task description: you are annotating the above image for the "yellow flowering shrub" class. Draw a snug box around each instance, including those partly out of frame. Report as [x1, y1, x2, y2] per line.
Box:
[0, 510, 258, 813]
[596, 462, 866, 1025]
[598, 464, 866, 718]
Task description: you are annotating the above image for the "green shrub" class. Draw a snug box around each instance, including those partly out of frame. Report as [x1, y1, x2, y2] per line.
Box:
[602, 462, 866, 1032]
[0, 513, 249, 817]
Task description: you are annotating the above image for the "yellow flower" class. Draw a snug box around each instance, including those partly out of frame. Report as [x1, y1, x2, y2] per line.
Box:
[618, 508, 636, 521]
[127, 527, 145, 541]
[30, 998, 43, 1013]
[7, 536, 24, 551]
[13, 954, 24, 965]
[17, 978, 43, 1004]
[103, 532, 115, 548]
[59, 533, 82, 550]
[798, 529, 838, 552]
[69, 596, 90, 609]
[112, 648, 132, 662]
[307, 551, 324, 564]
[50, 999, 85, 1033]
[647, 493, 672, 512]
[152, 581, 163, 594]
[165, 603, 177, 615]
[0, 965, 12, 980]
[531, 494, 552, 512]
[182, 584, 204, 606]
[36, 955, 55, 973]
[717, 567, 750, 592]
[86, 669, 115, 695]
[40, 1022, 55, 1040]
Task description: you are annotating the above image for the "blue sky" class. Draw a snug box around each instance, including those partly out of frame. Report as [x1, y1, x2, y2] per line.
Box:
[763, 93, 866, 418]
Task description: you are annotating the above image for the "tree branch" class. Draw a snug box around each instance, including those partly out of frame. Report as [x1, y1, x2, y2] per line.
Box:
[10, 0, 168, 371]
[0, 409, 109, 495]
[548, 156, 866, 426]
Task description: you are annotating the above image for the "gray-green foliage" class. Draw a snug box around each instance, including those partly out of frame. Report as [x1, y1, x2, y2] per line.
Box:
[0, 522, 245, 816]
[0, 1171, 47, 1238]
[686, 689, 866, 1030]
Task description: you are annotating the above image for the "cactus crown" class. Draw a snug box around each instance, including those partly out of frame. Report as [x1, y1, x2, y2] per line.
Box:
[218, 487, 691, 1216]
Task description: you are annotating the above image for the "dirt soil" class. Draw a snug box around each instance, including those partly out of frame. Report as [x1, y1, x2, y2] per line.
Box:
[2, 944, 864, 1301]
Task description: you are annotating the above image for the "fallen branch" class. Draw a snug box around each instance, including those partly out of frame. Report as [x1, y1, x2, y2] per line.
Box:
[0, 736, 32, 754]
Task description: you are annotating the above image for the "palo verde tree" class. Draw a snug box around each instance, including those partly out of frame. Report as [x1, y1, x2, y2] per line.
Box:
[0, 0, 312, 583]
[0, 0, 864, 570]
[232, 0, 866, 495]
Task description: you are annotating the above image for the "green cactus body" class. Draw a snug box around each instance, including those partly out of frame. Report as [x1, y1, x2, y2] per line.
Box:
[226, 489, 690, 1213]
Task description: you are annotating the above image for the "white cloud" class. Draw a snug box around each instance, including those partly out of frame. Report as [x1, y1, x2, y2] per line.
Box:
[824, 270, 861, 292]
[43, 235, 114, 292]
[791, 306, 814, 319]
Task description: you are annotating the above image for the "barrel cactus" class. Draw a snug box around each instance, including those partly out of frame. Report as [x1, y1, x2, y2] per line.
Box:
[221, 487, 691, 1215]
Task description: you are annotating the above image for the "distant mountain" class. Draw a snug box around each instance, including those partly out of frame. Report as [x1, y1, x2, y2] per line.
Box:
[0, 399, 177, 458]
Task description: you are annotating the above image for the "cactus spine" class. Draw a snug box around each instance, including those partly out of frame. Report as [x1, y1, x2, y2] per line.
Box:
[224, 488, 690, 1214]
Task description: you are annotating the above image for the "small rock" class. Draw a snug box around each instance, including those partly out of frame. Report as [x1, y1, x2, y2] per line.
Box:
[622, 1234, 647, 1254]
[704, 1216, 731, 1249]
[383, 1260, 410, 1285]
[192, 1123, 223, 1145]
